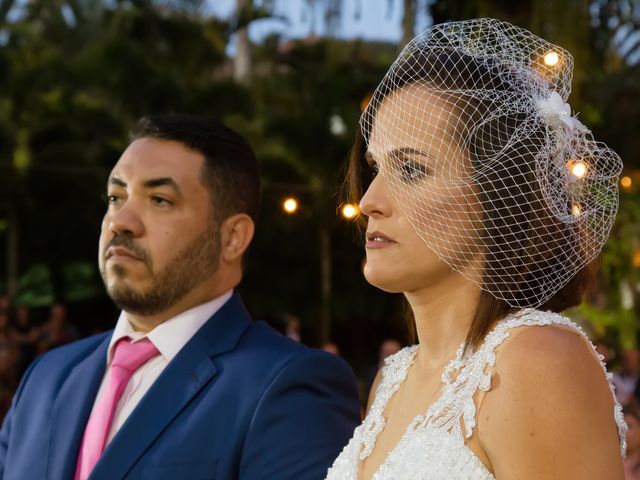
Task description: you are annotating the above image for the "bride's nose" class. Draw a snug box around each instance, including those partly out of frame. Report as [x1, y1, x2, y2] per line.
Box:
[360, 174, 392, 219]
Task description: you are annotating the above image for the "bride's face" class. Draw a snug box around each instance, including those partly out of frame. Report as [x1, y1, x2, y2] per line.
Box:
[360, 84, 484, 293]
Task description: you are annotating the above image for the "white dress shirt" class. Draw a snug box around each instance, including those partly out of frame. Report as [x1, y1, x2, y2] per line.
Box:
[88, 290, 233, 446]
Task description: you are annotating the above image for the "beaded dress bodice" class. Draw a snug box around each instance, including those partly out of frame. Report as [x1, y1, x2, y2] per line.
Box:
[326, 309, 627, 480]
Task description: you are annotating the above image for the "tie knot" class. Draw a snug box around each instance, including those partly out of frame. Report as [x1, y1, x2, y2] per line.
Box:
[111, 337, 159, 372]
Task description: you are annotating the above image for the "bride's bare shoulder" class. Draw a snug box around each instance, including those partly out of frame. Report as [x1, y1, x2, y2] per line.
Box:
[477, 322, 624, 479]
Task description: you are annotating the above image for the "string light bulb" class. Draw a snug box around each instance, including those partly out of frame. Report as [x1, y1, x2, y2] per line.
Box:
[543, 51, 560, 66]
[568, 160, 587, 179]
[572, 204, 582, 216]
[341, 203, 359, 220]
[283, 197, 298, 214]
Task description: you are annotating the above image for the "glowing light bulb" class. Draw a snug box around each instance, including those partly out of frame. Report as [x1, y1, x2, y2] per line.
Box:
[544, 51, 560, 67]
[568, 160, 587, 179]
[621, 176, 632, 190]
[572, 204, 582, 216]
[283, 198, 298, 214]
[341, 203, 359, 220]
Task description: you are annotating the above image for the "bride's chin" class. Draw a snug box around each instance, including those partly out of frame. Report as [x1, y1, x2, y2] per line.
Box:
[363, 268, 406, 293]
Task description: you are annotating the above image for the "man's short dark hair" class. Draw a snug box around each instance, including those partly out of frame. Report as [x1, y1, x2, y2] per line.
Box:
[131, 114, 261, 224]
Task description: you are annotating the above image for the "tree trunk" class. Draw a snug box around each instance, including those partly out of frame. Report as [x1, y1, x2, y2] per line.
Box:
[7, 203, 18, 299]
[319, 221, 331, 346]
[234, 0, 252, 85]
[400, 0, 416, 50]
[0, 0, 15, 25]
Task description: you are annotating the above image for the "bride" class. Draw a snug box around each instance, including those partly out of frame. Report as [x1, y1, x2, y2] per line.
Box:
[327, 19, 626, 479]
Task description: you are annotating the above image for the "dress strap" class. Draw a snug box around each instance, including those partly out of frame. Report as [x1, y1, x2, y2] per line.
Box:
[359, 346, 419, 460]
[451, 309, 627, 456]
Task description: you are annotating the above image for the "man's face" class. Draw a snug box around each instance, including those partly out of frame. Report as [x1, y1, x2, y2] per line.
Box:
[99, 137, 220, 315]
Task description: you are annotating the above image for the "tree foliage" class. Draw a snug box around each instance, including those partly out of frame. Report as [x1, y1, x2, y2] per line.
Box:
[0, 0, 638, 356]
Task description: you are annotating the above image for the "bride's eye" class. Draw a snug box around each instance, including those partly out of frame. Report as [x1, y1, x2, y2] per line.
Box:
[397, 159, 431, 183]
[364, 161, 379, 184]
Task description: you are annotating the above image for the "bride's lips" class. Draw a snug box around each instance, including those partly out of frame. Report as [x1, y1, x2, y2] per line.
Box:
[366, 231, 397, 249]
[105, 246, 141, 262]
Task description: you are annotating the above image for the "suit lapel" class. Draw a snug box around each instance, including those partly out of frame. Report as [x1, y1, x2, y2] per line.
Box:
[90, 292, 252, 479]
[48, 335, 111, 480]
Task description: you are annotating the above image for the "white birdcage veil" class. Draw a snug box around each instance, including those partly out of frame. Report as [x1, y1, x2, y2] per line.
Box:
[360, 18, 622, 308]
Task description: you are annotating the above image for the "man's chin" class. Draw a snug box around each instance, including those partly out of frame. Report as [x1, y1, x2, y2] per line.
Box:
[106, 280, 147, 302]
[107, 287, 154, 314]
[104, 265, 147, 285]
[107, 260, 146, 277]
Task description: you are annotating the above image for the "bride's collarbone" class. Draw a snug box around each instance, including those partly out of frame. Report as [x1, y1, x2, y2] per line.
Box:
[359, 362, 451, 479]
[360, 369, 495, 479]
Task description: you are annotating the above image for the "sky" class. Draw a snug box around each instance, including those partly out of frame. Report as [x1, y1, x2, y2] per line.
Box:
[0, 0, 432, 49]
[206, 0, 432, 48]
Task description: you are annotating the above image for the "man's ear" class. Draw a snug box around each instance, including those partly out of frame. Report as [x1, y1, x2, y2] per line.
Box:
[220, 214, 255, 262]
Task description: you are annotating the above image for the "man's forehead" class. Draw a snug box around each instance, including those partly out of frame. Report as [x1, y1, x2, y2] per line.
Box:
[110, 137, 205, 183]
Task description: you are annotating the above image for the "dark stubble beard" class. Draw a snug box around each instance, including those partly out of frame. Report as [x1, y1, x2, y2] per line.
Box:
[101, 227, 220, 316]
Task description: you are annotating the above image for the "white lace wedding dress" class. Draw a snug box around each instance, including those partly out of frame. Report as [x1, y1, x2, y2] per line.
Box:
[326, 309, 627, 480]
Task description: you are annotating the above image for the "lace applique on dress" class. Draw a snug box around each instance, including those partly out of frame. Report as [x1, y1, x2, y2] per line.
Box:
[325, 309, 627, 480]
[359, 345, 419, 459]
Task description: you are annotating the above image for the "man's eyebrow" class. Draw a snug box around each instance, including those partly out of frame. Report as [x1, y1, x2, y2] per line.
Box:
[142, 177, 182, 194]
[109, 177, 127, 187]
[107, 176, 182, 194]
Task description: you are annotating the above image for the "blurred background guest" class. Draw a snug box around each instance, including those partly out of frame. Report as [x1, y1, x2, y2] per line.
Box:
[594, 339, 613, 366]
[0, 343, 20, 420]
[625, 405, 640, 479]
[322, 341, 340, 356]
[0, 296, 11, 317]
[37, 302, 78, 354]
[365, 338, 402, 397]
[12, 305, 39, 377]
[614, 349, 640, 406]
[285, 315, 302, 343]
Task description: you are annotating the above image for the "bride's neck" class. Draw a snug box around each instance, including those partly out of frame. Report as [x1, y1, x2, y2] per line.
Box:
[405, 272, 481, 367]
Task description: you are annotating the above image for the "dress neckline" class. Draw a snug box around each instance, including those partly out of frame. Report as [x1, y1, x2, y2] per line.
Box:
[357, 309, 550, 479]
[326, 308, 627, 480]
[358, 336, 492, 479]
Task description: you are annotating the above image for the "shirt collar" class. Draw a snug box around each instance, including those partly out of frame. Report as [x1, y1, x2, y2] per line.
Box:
[107, 289, 234, 365]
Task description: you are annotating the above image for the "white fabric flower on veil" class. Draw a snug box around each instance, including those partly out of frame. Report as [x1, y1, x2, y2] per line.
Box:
[536, 91, 589, 134]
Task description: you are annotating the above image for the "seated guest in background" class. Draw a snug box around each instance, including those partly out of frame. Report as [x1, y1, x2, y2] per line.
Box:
[0, 313, 19, 421]
[365, 338, 402, 398]
[0, 343, 20, 422]
[0, 115, 360, 480]
[625, 405, 640, 479]
[615, 349, 640, 406]
[0, 296, 10, 317]
[12, 304, 39, 376]
[0, 313, 15, 348]
[37, 302, 79, 354]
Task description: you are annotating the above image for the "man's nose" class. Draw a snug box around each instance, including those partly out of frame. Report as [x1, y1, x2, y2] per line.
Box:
[107, 200, 144, 238]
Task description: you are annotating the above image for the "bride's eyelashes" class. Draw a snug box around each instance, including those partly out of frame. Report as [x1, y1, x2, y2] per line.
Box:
[395, 158, 431, 183]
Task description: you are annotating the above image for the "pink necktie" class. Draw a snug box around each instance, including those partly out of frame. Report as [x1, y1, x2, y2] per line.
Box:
[74, 338, 159, 480]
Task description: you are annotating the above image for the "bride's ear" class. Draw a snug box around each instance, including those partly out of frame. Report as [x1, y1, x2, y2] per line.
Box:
[220, 214, 255, 263]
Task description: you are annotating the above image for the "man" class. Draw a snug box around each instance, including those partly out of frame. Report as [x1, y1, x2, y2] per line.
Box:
[0, 115, 360, 479]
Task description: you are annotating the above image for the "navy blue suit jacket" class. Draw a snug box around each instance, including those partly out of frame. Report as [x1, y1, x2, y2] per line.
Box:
[0, 293, 360, 479]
